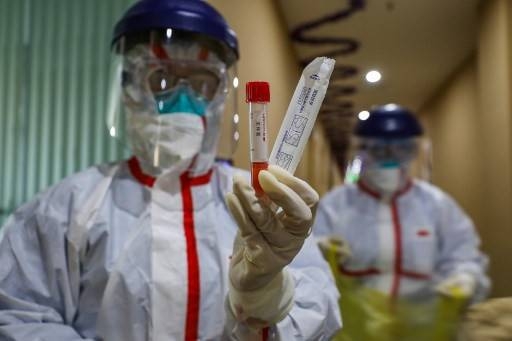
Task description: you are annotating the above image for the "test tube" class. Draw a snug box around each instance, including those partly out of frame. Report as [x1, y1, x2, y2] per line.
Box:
[246, 81, 270, 196]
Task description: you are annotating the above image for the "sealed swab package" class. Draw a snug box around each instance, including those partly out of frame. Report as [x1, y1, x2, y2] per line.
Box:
[269, 57, 335, 174]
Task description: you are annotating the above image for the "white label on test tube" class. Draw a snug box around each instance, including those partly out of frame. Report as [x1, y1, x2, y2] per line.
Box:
[269, 57, 335, 174]
[250, 102, 268, 162]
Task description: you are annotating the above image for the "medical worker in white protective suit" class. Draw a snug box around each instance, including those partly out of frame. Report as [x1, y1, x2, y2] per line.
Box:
[0, 1, 341, 340]
[314, 104, 489, 325]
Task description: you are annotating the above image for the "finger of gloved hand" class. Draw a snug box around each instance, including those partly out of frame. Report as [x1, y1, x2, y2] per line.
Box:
[318, 236, 346, 251]
[226, 192, 261, 240]
[232, 174, 275, 229]
[325, 236, 346, 247]
[317, 236, 352, 264]
[266, 165, 319, 207]
[258, 170, 312, 224]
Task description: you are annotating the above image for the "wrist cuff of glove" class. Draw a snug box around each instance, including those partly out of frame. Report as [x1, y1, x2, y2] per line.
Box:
[436, 272, 477, 298]
[227, 269, 295, 328]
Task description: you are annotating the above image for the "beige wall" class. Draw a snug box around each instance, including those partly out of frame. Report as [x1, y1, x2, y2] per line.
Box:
[420, 0, 512, 297]
[419, 58, 484, 229]
[476, 0, 512, 297]
[209, 0, 336, 195]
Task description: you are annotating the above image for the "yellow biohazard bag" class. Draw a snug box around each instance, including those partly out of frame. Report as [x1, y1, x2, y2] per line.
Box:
[324, 246, 468, 341]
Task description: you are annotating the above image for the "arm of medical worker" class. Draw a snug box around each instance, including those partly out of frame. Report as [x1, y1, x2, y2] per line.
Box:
[223, 237, 341, 340]
[434, 192, 491, 302]
[311, 191, 353, 265]
[223, 165, 342, 339]
[277, 237, 341, 338]
[0, 195, 91, 340]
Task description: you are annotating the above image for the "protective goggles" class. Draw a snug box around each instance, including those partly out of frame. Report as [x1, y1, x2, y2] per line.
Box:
[357, 138, 419, 164]
[122, 57, 226, 105]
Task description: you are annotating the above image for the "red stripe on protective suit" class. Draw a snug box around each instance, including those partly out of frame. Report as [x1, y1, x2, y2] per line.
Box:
[340, 265, 428, 281]
[401, 270, 430, 280]
[339, 266, 380, 277]
[357, 181, 380, 199]
[396, 181, 413, 196]
[128, 156, 214, 339]
[180, 173, 200, 340]
[128, 157, 156, 187]
[180, 170, 212, 340]
[358, 180, 429, 298]
[390, 199, 403, 299]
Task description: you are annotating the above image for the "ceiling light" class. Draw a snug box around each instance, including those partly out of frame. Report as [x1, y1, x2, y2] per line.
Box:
[358, 110, 370, 120]
[365, 70, 382, 83]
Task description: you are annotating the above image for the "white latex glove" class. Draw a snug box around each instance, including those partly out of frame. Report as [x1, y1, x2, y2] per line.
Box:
[225, 165, 319, 326]
[461, 298, 512, 341]
[436, 272, 477, 299]
[317, 236, 352, 265]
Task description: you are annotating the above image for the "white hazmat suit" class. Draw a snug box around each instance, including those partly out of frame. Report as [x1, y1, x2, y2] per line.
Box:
[314, 170, 489, 302]
[0, 158, 340, 340]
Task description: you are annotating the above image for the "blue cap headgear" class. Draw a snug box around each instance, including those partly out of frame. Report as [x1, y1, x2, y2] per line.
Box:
[355, 104, 423, 139]
[111, 0, 239, 66]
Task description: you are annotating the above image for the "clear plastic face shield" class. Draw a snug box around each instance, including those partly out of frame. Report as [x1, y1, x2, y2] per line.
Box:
[345, 137, 432, 192]
[106, 29, 238, 174]
[216, 64, 239, 164]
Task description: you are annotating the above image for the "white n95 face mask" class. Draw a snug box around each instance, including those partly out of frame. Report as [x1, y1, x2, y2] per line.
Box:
[363, 165, 403, 194]
[127, 113, 205, 174]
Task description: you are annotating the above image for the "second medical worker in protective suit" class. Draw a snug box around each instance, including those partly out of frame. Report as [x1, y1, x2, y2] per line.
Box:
[0, 0, 341, 340]
[314, 104, 489, 340]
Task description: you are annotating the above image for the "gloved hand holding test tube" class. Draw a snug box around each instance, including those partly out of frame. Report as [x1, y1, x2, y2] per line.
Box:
[224, 59, 336, 328]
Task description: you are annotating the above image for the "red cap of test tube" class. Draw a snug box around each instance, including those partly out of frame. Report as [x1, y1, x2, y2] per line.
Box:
[246, 81, 270, 102]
